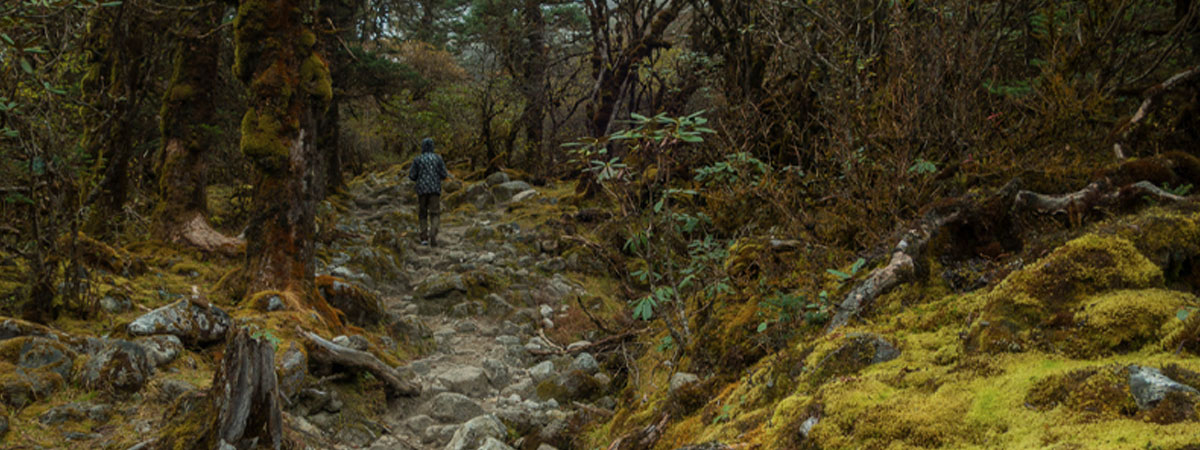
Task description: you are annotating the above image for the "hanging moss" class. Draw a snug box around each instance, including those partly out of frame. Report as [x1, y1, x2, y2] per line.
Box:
[240, 108, 290, 174]
[232, 0, 273, 82]
[300, 53, 333, 104]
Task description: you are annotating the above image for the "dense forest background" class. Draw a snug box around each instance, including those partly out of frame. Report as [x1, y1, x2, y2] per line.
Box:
[2, 0, 1200, 448]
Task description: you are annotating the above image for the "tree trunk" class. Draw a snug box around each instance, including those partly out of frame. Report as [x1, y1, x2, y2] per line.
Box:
[153, 0, 242, 254]
[518, 0, 548, 174]
[234, 0, 338, 327]
[80, 1, 150, 238]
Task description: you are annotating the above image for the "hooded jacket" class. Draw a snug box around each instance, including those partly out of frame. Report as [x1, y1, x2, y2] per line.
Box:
[409, 138, 448, 195]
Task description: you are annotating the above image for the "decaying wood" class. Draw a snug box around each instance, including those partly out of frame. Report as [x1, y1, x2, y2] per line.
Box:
[826, 208, 962, 333]
[1112, 65, 1200, 158]
[297, 327, 419, 397]
[212, 327, 284, 450]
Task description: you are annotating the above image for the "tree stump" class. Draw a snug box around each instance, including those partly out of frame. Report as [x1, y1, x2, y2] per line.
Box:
[211, 327, 283, 450]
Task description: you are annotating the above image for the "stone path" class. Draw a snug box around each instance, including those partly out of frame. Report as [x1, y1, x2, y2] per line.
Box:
[312, 172, 612, 450]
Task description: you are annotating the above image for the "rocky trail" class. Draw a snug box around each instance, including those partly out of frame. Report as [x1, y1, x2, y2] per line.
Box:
[307, 170, 618, 450]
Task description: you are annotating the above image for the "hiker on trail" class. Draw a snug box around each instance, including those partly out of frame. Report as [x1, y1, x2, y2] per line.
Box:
[409, 137, 449, 247]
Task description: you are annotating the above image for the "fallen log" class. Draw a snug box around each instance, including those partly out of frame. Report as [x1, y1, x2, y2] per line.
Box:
[297, 327, 419, 397]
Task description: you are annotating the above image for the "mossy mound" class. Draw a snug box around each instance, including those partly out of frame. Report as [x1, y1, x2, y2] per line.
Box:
[1071, 289, 1197, 356]
[968, 234, 1164, 354]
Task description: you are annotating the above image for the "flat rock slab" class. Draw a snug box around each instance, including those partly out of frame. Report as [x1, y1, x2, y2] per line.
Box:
[433, 366, 491, 397]
[127, 300, 231, 345]
[423, 392, 485, 424]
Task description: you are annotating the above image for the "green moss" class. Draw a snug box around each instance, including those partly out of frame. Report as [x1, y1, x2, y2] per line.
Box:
[299, 30, 317, 48]
[1073, 289, 1196, 356]
[969, 234, 1163, 353]
[240, 107, 290, 173]
[232, 0, 272, 82]
[300, 53, 332, 104]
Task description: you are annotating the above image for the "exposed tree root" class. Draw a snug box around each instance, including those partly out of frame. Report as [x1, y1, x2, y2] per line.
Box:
[297, 327, 419, 397]
[177, 214, 244, 255]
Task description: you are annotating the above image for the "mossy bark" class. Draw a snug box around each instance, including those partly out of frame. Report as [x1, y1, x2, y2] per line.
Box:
[79, 2, 153, 238]
[153, 0, 241, 253]
[234, 0, 338, 327]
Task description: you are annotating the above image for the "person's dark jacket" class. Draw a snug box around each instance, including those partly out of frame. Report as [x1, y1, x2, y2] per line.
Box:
[409, 138, 448, 195]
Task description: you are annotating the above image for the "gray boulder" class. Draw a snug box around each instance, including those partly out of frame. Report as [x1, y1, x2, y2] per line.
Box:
[6, 336, 76, 380]
[127, 299, 231, 345]
[78, 340, 153, 393]
[39, 402, 112, 425]
[134, 335, 182, 368]
[403, 414, 436, 434]
[416, 273, 467, 299]
[435, 366, 491, 397]
[423, 392, 485, 424]
[445, 415, 506, 450]
[479, 437, 516, 450]
[669, 372, 700, 393]
[1128, 365, 1200, 410]
[483, 358, 512, 388]
[277, 342, 307, 400]
[570, 353, 599, 374]
[486, 172, 511, 186]
[154, 379, 197, 403]
[530, 361, 556, 383]
[492, 181, 534, 203]
[100, 295, 132, 314]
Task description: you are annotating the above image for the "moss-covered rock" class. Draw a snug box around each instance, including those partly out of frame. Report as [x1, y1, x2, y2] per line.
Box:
[127, 299, 232, 345]
[78, 340, 153, 394]
[805, 332, 900, 386]
[968, 234, 1164, 354]
[0, 361, 64, 408]
[0, 336, 77, 381]
[315, 275, 384, 326]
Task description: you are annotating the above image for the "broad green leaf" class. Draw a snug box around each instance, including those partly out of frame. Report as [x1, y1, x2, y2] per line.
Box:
[1179, 308, 1191, 321]
[19, 58, 33, 74]
[1, 34, 14, 45]
[827, 269, 851, 281]
[757, 322, 768, 333]
[850, 257, 866, 275]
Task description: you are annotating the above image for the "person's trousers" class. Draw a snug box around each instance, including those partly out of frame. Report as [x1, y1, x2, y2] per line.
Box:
[418, 193, 441, 243]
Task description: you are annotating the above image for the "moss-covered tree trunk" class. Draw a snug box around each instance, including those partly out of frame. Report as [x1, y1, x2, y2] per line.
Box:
[80, 2, 152, 238]
[233, 0, 335, 316]
[315, 0, 359, 198]
[153, 0, 242, 253]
